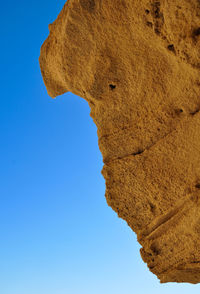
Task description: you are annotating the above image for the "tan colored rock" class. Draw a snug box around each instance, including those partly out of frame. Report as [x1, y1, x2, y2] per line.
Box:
[39, 0, 200, 283]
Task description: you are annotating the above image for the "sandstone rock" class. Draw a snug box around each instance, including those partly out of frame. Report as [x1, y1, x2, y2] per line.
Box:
[39, 0, 200, 283]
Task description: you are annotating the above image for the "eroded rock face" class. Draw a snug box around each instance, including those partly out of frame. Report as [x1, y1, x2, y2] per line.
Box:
[39, 0, 200, 283]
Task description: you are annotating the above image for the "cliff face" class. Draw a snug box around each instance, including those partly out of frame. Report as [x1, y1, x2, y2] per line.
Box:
[39, 0, 200, 283]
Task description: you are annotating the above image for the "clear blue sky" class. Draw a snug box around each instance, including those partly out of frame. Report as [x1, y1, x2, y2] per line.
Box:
[1, 1, 200, 293]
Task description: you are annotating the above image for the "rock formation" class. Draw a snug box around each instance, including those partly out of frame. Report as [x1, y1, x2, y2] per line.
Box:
[39, 0, 200, 283]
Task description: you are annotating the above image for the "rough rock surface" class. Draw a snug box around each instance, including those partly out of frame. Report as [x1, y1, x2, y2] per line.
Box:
[39, 0, 200, 283]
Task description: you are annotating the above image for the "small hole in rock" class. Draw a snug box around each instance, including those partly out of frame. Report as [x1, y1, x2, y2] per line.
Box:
[195, 183, 200, 189]
[109, 84, 116, 90]
[145, 9, 150, 14]
[146, 21, 153, 27]
[150, 244, 160, 256]
[193, 27, 200, 37]
[175, 108, 183, 115]
[167, 44, 175, 52]
[149, 202, 156, 213]
[154, 28, 160, 35]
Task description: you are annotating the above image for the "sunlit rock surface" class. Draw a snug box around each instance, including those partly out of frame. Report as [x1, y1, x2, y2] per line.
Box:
[39, 0, 200, 283]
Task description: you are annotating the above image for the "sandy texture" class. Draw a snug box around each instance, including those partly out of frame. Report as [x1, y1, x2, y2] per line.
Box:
[39, 0, 200, 283]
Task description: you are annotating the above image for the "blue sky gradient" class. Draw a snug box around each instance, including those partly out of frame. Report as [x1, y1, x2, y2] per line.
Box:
[1, 1, 200, 293]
